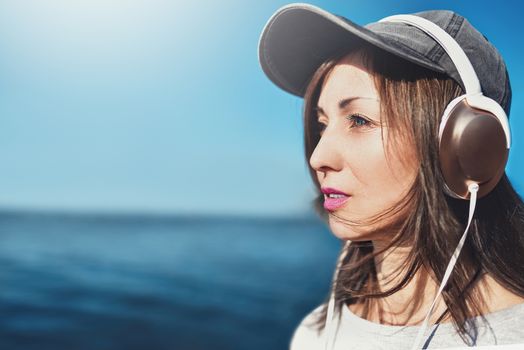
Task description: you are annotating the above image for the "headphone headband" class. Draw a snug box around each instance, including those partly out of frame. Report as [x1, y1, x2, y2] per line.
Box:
[378, 14, 511, 149]
[378, 14, 481, 95]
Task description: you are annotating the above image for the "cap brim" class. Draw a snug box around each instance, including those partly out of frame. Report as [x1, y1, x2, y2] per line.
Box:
[258, 3, 445, 97]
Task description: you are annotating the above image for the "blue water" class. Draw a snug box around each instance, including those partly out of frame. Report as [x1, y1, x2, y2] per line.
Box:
[0, 211, 340, 350]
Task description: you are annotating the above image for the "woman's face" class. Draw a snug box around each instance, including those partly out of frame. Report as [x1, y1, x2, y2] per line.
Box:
[310, 52, 418, 242]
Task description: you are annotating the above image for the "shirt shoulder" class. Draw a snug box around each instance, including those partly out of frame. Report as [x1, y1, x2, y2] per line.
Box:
[475, 301, 524, 345]
[289, 304, 326, 350]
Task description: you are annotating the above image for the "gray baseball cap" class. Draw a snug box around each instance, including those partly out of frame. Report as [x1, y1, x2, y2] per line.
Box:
[258, 3, 512, 115]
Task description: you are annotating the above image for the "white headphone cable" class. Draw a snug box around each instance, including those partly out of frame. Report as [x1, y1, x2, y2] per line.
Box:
[410, 182, 480, 350]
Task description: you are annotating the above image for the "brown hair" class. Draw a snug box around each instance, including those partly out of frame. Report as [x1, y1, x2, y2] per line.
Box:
[303, 42, 524, 345]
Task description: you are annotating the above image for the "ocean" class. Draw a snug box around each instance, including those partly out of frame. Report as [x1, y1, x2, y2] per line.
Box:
[0, 210, 340, 350]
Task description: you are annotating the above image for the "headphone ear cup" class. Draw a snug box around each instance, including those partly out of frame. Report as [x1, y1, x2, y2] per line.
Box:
[439, 97, 509, 199]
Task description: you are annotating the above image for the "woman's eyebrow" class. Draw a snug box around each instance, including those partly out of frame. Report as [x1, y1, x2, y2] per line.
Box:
[316, 96, 379, 116]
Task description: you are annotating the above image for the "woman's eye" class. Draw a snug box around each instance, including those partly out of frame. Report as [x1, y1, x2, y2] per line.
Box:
[316, 113, 372, 136]
[347, 113, 371, 128]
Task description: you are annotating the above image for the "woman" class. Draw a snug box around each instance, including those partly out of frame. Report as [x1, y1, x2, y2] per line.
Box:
[258, 3, 524, 349]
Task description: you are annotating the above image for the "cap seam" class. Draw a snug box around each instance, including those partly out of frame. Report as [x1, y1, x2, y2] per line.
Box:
[428, 13, 464, 63]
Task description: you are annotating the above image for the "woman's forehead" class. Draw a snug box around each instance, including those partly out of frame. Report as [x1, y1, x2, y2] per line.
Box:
[317, 61, 379, 111]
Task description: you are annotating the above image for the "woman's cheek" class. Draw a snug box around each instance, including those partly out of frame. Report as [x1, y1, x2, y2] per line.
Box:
[345, 132, 388, 196]
[349, 134, 404, 219]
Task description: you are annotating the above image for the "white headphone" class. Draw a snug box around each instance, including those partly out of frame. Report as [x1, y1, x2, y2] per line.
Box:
[380, 14, 511, 201]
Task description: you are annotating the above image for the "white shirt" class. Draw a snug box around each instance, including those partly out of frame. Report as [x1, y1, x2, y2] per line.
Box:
[290, 302, 524, 349]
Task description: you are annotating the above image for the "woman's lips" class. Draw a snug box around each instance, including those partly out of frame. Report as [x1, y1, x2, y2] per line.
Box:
[323, 194, 351, 211]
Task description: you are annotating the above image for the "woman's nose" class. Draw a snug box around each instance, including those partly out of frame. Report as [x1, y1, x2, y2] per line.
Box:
[309, 130, 343, 173]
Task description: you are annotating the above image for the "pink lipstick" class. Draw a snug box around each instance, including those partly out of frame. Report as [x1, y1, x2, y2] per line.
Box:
[321, 187, 351, 211]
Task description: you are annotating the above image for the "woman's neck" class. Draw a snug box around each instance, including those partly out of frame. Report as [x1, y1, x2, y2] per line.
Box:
[348, 240, 524, 326]
[365, 240, 447, 325]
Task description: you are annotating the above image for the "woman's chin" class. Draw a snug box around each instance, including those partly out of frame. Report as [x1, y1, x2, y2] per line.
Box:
[328, 214, 370, 241]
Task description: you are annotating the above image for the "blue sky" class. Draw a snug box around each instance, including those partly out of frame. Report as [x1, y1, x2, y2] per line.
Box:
[0, 0, 522, 217]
